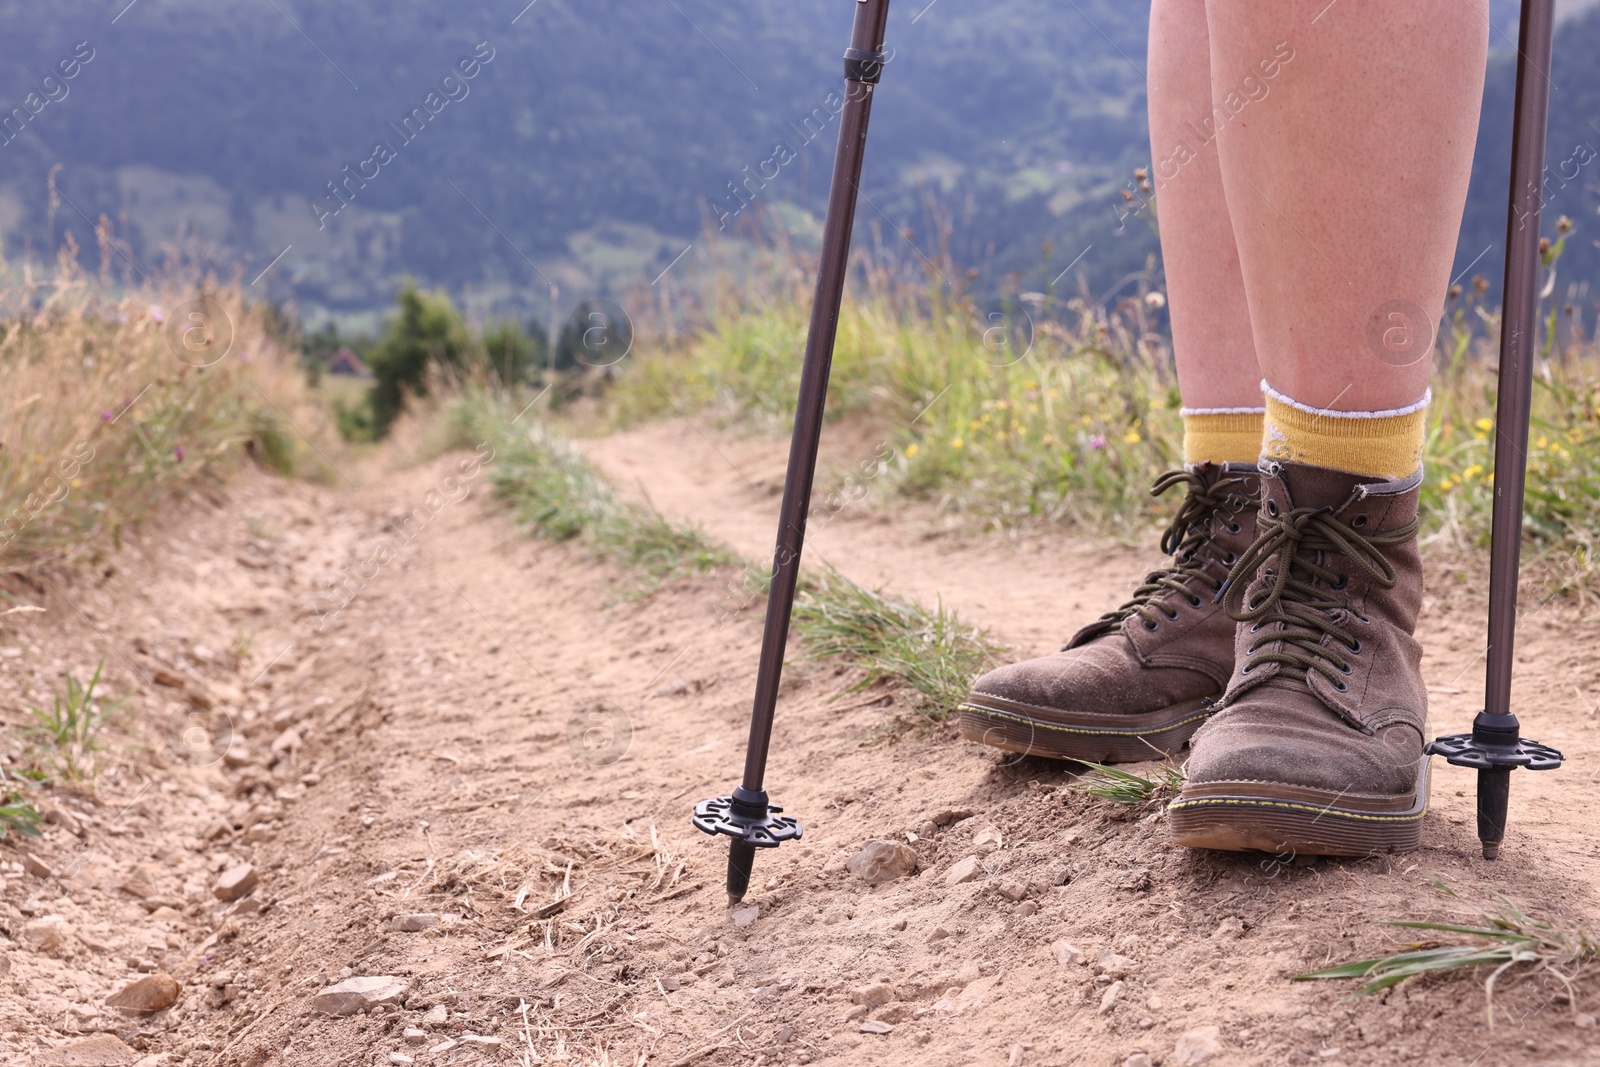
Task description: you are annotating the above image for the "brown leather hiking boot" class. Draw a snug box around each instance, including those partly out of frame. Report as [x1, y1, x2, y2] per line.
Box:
[1169, 461, 1429, 856]
[958, 463, 1259, 762]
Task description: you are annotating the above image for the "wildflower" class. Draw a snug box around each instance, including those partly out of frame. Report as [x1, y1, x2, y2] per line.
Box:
[1462, 464, 1484, 480]
[1144, 292, 1166, 309]
[100, 410, 112, 422]
[70, 479, 81, 489]
[951, 437, 964, 450]
[1124, 430, 1142, 444]
[1557, 215, 1573, 234]
[903, 443, 920, 459]
[174, 445, 185, 462]
[1088, 434, 1107, 450]
[150, 304, 164, 323]
[1475, 417, 1493, 432]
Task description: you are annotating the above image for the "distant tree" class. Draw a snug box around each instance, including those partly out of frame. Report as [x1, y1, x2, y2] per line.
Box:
[366, 280, 470, 437]
[481, 318, 548, 386]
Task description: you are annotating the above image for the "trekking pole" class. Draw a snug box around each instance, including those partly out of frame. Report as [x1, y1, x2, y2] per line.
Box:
[1425, 0, 1563, 859]
[693, 0, 893, 905]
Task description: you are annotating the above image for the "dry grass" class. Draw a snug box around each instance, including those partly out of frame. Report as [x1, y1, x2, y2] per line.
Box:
[0, 266, 341, 572]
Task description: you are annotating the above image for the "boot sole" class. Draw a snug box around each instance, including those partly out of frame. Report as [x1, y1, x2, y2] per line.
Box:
[956, 695, 1214, 763]
[1167, 759, 1430, 857]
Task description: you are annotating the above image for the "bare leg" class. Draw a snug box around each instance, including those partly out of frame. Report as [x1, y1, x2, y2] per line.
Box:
[1148, 0, 1261, 409]
[1205, 0, 1487, 411]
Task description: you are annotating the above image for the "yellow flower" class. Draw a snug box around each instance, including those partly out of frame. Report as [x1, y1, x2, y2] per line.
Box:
[951, 437, 964, 450]
[71, 478, 82, 488]
[1475, 418, 1493, 432]
[1462, 464, 1484, 481]
[1124, 430, 1142, 444]
[1537, 435, 1550, 449]
[903, 443, 920, 459]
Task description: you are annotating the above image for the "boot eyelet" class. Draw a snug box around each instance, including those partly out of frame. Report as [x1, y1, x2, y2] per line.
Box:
[1241, 663, 1255, 675]
[1249, 622, 1262, 633]
[1338, 661, 1353, 675]
[1351, 514, 1368, 528]
[1330, 573, 1348, 590]
[1264, 500, 1279, 517]
[1143, 619, 1159, 631]
[1347, 639, 1363, 654]
[1226, 522, 1242, 534]
[1164, 608, 1180, 621]
[1189, 595, 1203, 607]
[1333, 678, 1348, 692]
[1223, 552, 1237, 565]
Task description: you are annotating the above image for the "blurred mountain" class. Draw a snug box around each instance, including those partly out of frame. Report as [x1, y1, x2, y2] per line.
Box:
[0, 0, 1593, 326]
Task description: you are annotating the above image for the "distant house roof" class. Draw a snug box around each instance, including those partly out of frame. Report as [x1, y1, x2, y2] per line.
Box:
[327, 347, 371, 378]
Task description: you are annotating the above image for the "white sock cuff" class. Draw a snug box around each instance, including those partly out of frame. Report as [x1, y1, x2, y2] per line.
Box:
[1178, 405, 1266, 416]
[1261, 379, 1431, 419]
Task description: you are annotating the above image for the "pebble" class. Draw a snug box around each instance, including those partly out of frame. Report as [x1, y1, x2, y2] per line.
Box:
[388, 1055, 414, 1066]
[1173, 1025, 1221, 1066]
[106, 973, 181, 1013]
[32, 1033, 140, 1066]
[23, 852, 55, 879]
[313, 975, 411, 1016]
[403, 1028, 428, 1045]
[731, 906, 760, 928]
[845, 840, 917, 884]
[1098, 980, 1123, 1014]
[923, 807, 974, 826]
[996, 880, 1028, 902]
[1050, 940, 1082, 968]
[859, 1020, 893, 1035]
[23, 914, 71, 953]
[1098, 949, 1134, 977]
[212, 863, 259, 902]
[971, 826, 1003, 853]
[461, 1036, 502, 1047]
[850, 982, 894, 1009]
[428, 1039, 458, 1055]
[391, 913, 442, 932]
[272, 727, 302, 754]
[422, 1004, 450, 1028]
[1125, 1055, 1153, 1067]
[1212, 916, 1245, 940]
[945, 856, 983, 886]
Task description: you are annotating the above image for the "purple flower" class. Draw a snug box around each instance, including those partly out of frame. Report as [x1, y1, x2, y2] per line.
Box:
[150, 304, 165, 323]
[174, 445, 185, 462]
[100, 410, 112, 422]
[238, 349, 251, 363]
[1088, 434, 1107, 450]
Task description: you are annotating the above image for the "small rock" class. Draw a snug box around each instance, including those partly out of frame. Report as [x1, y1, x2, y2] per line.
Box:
[391, 913, 442, 932]
[945, 856, 984, 886]
[731, 906, 760, 928]
[388, 1055, 414, 1066]
[1212, 916, 1245, 940]
[1098, 980, 1124, 1014]
[460, 1036, 502, 1048]
[427, 1040, 458, 1055]
[221, 748, 254, 769]
[422, 1004, 450, 1028]
[845, 840, 917, 885]
[850, 982, 894, 1009]
[971, 826, 1004, 853]
[271, 727, 301, 754]
[1575, 1013, 1596, 1029]
[32, 1033, 140, 1066]
[22, 914, 71, 953]
[1008, 1044, 1025, 1067]
[1173, 1025, 1221, 1066]
[119, 875, 158, 899]
[212, 863, 258, 902]
[403, 1027, 428, 1045]
[312, 975, 410, 1016]
[106, 973, 181, 1013]
[655, 676, 693, 697]
[1017, 901, 1039, 918]
[924, 807, 974, 826]
[842, 1004, 870, 1022]
[889, 918, 907, 932]
[859, 1020, 893, 1035]
[23, 853, 55, 879]
[1098, 948, 1134, 977]
[1050, 940, 1082, 968]
[1125, 1055, 1154, 1067]
[996, 880, 1028, 902]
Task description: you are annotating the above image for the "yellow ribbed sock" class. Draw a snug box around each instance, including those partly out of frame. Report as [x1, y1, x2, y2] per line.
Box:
[1261, 383, 1427, 480]
[1181, 409, 1265, 466]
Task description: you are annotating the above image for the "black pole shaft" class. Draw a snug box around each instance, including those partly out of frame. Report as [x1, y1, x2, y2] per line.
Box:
[739, 0, 891, 794]
[1477, 0, 1555, 857]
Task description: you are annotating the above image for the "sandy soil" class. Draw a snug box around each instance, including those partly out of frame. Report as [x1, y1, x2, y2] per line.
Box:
[2, 417, 1599, 1067]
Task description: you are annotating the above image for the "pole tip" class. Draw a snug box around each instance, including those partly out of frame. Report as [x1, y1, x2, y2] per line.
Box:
[727, 891, 746, 907]
[1482, 842, 1501, 860]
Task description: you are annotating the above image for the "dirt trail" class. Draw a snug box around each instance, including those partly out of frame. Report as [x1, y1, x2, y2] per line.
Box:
[2, 421, 1598, 1067]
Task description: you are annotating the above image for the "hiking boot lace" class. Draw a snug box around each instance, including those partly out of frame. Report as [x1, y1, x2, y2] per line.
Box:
[1221, 500, 1419, 691]
[1075, 469, 1255, 641]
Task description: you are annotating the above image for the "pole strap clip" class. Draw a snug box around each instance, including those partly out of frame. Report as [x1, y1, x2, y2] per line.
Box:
[843, 47, 886, 84]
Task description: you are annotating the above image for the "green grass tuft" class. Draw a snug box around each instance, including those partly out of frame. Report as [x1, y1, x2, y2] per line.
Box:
[1296, 880, 1596, 1025]
[790, 562, 1005, 721]
[0, 767, 42, 838]
[27, 660, 123, 784]
[1071, 760, 1186, 806]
